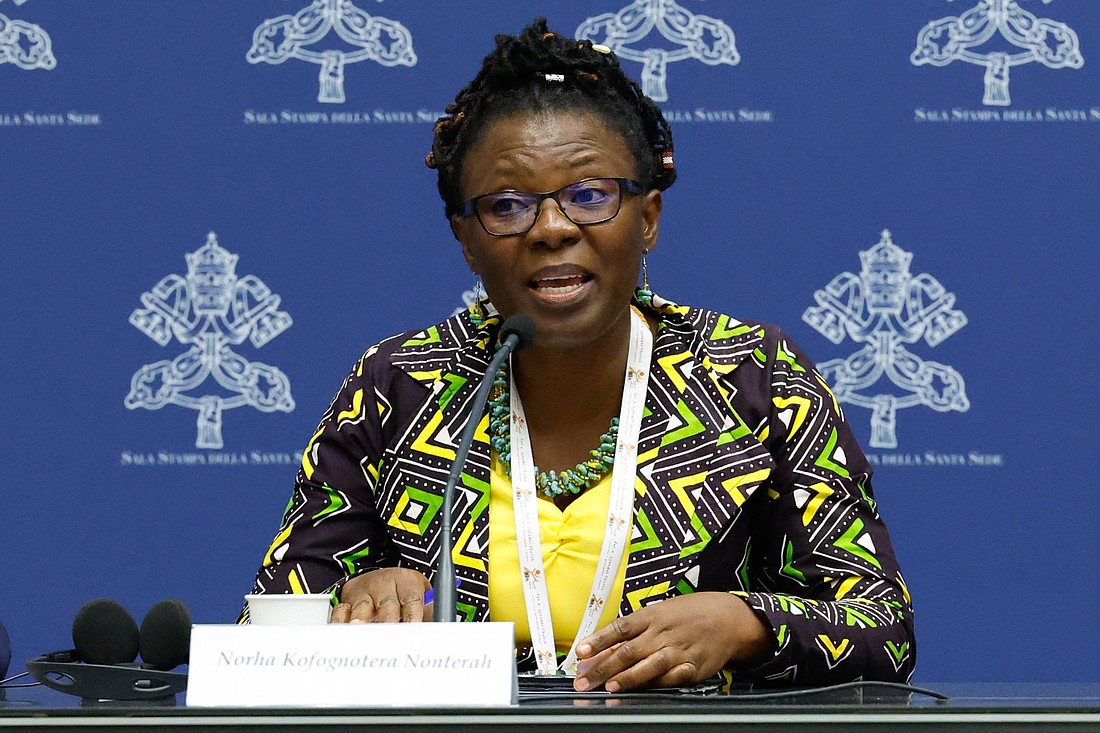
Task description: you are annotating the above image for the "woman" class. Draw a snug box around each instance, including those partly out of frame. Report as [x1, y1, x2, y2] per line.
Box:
[246, 19, 915, 691]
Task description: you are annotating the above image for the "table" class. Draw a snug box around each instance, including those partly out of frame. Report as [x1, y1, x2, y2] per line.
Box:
[3, 683, 1100, 731]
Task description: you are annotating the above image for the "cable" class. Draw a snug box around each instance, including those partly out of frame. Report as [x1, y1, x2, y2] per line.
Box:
[0, 671, 42, 689]
[723, 680, 949, 701]
[519, 680, 948, 702]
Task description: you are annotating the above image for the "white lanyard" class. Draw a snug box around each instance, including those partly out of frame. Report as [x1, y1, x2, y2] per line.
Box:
[508, 307, 652, 675]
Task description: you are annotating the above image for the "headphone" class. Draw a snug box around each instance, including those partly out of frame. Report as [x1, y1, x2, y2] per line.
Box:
[0, 617, 10, 680]
[27, 598, 191, 701]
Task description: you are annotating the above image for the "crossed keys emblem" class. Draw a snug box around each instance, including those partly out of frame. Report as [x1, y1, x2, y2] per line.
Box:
[0, 0, 55, 71]
[248, 0, 416, 103]
[911, 0, 1083, 106]
[576, 0, 739, 102]
[125, 233, 294, 449]
[802, 231, 969, 449]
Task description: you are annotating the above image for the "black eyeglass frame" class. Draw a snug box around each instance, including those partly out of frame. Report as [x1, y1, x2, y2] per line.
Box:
[460, 177, 645, 237]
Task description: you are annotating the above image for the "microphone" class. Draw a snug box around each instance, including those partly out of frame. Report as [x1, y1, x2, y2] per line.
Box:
[433, 314, 535, 622]
[26, 598, 191, 700]
[498, 313, 537, 350]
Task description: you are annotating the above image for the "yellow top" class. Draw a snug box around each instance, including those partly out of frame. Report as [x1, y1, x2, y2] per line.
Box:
[488, 454, 629, 652]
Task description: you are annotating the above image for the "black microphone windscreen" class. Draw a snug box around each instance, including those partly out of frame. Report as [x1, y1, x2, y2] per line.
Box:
[499, 314, 536, 350]
[71, 598, 139, 666]
[0, 617, 10, 679]
[139, 598, 192, 670]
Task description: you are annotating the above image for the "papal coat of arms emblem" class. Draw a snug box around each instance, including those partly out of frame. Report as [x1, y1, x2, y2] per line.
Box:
[247, 0, 416, 103]
[125, 233, 295, 449]
[0, 0, 55, 71]
[576, 0, 739, 102]
[911, 0, 1083, 106]
[802, 231, 969, 449]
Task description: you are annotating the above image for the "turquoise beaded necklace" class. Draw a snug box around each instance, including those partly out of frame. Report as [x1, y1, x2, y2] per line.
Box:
[488, 368, 618, 499]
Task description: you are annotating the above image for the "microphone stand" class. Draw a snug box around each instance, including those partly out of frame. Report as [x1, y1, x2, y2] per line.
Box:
[433, 319, 531, 622]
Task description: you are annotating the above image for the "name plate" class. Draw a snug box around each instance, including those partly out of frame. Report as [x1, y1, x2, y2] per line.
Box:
[186, 623, 516, 707]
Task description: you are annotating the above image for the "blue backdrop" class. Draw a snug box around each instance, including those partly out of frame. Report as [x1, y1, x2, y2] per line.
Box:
[1, 0, 1097, 683]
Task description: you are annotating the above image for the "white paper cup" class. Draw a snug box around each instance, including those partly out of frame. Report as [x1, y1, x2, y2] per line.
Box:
[245, 593, 332, 625]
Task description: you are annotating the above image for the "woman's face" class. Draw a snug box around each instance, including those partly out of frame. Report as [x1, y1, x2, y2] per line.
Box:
[451, 110, 662, 352]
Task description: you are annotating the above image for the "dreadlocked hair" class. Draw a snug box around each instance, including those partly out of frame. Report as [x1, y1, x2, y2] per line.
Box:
[426, 17, 677, 219]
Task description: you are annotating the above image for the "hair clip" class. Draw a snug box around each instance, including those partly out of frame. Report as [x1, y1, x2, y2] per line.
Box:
[661, 150, 674, 169]
[543, 73, 565, 83]
[592, 44, 612, 55]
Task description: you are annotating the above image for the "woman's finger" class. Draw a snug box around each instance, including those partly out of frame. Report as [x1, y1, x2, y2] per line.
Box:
[329, 602, 352, 624]
[349, 596, 376, 623]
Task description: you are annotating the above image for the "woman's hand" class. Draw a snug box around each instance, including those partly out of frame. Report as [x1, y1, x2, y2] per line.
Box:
[572, 592, 774, 692]
[329, 568, 432, 623]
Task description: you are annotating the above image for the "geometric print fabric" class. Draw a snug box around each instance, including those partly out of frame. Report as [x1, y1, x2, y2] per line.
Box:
[245, 291, 915, 684]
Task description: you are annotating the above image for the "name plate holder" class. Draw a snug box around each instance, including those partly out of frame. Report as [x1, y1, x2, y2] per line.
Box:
[186, 623, 516, 707]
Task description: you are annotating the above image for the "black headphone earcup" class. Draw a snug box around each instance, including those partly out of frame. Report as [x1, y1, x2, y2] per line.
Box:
[71, 599, 139, 665]
[139, 598, 192, 670]
[0, 617, 11, 679]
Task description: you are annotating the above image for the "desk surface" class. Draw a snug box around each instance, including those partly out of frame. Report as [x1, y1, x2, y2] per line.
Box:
[3, 683, 1100, 731]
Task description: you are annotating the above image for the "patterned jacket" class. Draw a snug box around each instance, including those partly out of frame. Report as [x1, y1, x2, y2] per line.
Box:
[249, 292, 916, 685]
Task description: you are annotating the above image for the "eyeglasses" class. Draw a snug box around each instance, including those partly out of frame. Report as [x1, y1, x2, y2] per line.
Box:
[460, 177, 644, 237]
